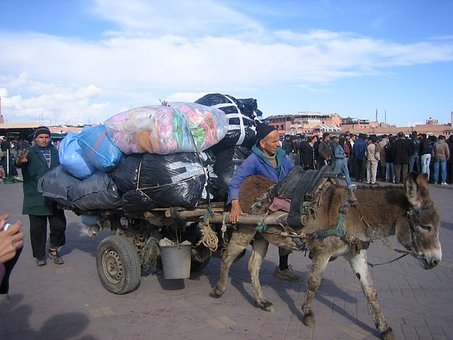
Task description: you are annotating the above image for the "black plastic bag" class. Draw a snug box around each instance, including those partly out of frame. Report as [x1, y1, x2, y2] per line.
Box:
[38, 165, 81, 208]
[121, 152, 208, 211]
[71, 172, 122, 211]
[111, 154, 143, 194]
[210, 145, 251, 201]
[195, 93, 259, 151]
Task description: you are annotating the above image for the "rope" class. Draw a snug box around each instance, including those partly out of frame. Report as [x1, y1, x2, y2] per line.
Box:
[361, 214, 421, 267]
[196, 221, 219, 252]
[367, 253, 408, 268]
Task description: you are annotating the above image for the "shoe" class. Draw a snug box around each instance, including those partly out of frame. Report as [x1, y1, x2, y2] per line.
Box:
[371, 182, 379, 185]
[35, 257, 47, 266]
[441, 182, 447, 186]
[48, 248, 64, 265]
[273, 265, 302, 282]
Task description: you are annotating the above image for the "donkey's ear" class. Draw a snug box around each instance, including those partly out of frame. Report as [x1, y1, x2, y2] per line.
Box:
[416, 173, 432, 205]
[404, 172, 421, 208]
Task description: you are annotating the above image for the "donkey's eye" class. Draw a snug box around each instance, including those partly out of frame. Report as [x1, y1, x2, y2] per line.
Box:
[419, 225, 432, 232]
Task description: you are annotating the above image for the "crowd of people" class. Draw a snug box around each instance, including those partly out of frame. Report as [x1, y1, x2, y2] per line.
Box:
[280, 131, 453, 185]
[0, 136, 30, 181]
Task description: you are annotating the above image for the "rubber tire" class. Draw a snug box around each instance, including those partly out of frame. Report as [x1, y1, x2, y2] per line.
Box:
[96, 235, 141, 295]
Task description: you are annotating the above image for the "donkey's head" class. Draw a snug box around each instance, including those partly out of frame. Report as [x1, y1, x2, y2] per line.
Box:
[397, 172, 441, 269]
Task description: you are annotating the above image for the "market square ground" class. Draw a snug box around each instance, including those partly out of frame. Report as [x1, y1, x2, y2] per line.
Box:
[0, 181, 452, 340]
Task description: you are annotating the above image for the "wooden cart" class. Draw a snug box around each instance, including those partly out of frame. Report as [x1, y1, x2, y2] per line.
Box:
[75, 203, 288, 295]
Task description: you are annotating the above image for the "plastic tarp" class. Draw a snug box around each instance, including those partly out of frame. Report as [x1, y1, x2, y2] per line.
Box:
[104, 102, 228, 154]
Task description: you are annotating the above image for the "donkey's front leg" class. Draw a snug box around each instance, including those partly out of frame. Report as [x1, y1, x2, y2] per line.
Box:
[211, 226, 256, 298]
[248, 235, 273, 311]
[301, 252, 330, 327]
[347, 251, 395, 340]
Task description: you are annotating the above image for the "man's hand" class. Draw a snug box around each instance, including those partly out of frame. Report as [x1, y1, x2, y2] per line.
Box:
[16, 149, 29, 165]
[230, 200, 242, 224]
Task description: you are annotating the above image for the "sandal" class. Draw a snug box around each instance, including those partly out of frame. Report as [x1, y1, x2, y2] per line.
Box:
[48, 248, 64, 265]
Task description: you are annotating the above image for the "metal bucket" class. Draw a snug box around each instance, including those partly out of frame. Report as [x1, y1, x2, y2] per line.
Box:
[160, 244, 192, 279]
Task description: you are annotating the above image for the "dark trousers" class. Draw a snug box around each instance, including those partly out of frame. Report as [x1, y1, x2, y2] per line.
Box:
[0, 246, 22, 294]
[354, 159, 366, 181]
[29, 210, 66, 259]
[395, 163, 408, 184]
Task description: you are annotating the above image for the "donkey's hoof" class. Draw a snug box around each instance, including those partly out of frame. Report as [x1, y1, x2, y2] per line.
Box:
[209, 287, 224, 298]
[381, 327, 395, 340]
[303, 311, 315, 327]
[257, 300, 274, 312]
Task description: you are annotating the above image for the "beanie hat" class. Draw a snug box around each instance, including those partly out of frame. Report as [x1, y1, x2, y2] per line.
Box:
[256, 123, 276, 143]
[34, 126, 51, 138]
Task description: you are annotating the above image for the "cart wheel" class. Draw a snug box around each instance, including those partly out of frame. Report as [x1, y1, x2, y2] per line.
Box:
[96, 235, 141, 294]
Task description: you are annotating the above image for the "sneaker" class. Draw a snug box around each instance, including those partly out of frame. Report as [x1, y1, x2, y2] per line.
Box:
[273, 265, 302, 282]
[371, 182, 379, 185]
[48, 248, 64, 265]
[441, 182, 448, 186]
[35, 257, 47, 266]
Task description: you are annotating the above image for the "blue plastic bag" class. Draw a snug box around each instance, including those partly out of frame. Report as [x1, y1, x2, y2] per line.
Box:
[59, 132, 95, 179]
[78, 125, 124, 172]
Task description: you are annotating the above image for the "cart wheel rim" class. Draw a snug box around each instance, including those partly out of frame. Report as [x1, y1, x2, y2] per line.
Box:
[102, 249, 124, 285]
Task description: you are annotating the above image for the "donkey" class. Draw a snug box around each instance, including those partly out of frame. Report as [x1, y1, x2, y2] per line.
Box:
[211, 172, 441, 340]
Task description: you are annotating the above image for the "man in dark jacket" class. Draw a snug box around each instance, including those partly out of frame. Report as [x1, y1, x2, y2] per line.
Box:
[419, 133, 432, 179]
[392, 132, 411, 184]
[317, 132, 332, 167]
[299, 135, 317, 170]
[409, 131, 421, 174]
[15, 126, 66, 266]
[352, 133, 367, 182]
[281, 134, 294, 155]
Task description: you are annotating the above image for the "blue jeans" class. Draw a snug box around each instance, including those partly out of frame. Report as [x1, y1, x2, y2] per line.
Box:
[409, 154, 420, 173]
[420, 154, 431, 178]
[334, 158, 352, 186]
[386, 162, 395, 182]
[433, 159, 447, 184]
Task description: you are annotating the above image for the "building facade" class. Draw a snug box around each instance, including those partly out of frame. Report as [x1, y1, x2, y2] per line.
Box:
[265, 111, 453, 137]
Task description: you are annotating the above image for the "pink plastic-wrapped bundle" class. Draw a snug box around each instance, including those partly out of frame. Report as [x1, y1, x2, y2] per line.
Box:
[104, 103, 227, 154]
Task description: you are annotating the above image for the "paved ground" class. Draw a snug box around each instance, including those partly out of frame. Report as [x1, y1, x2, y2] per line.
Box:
[0, 179, 452, 340]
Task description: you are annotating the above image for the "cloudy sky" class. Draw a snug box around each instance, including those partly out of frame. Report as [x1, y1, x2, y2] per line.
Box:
[1, 0, 452, 127]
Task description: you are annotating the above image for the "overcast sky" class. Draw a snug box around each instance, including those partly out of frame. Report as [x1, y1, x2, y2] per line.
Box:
[1, 0, 452, 127]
